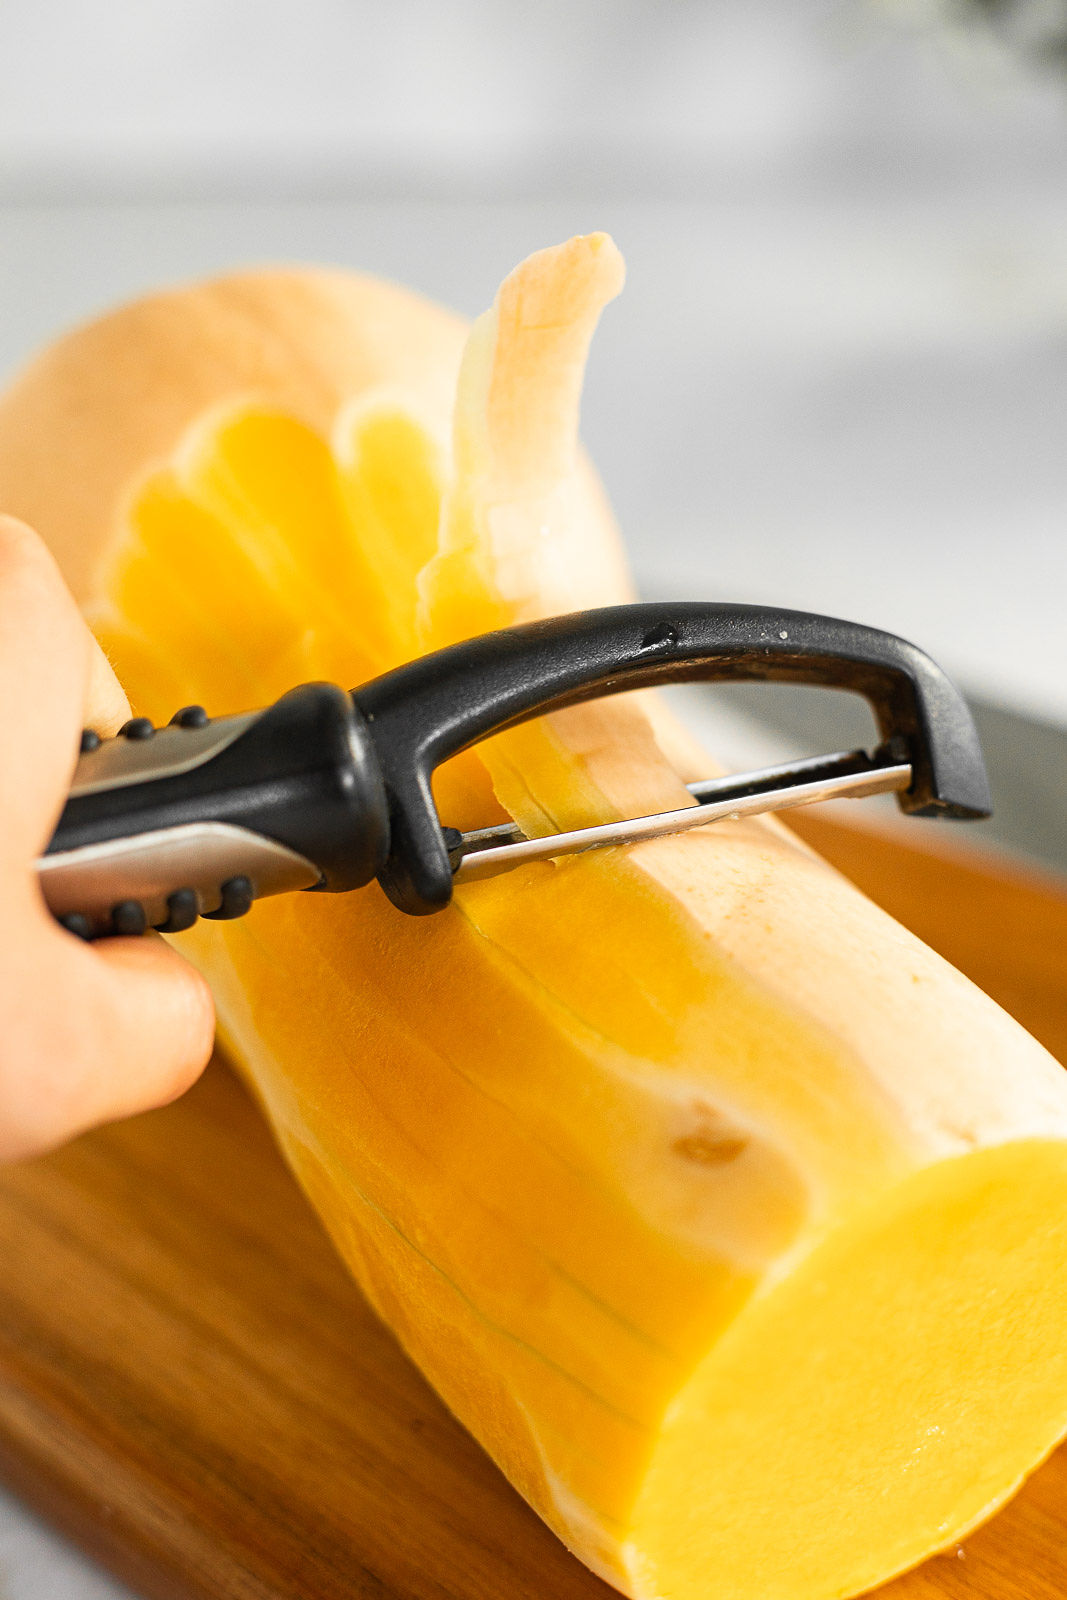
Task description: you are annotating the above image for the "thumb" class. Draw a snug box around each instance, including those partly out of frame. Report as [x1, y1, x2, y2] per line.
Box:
[0, 516, 92, 861]
[0, 516, 132, 859]
[85, 635, 132, 737]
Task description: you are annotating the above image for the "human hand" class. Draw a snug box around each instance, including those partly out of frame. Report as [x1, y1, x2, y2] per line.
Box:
[0, 515, 215, 1161]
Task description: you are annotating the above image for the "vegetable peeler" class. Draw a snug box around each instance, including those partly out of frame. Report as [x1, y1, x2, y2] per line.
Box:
[38, 601, 991, 939]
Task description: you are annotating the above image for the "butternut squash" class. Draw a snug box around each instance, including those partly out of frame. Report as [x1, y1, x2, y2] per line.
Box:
[3, 234, 1067, 1600]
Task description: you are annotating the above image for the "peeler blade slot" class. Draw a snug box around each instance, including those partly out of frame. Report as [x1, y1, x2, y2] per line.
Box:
[448, 748, 911, 882]
[356, 599, 988, 914]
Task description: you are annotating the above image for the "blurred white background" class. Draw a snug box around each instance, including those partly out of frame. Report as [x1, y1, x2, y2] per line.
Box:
[2, 1, 1066, 723]
[0, 3, 1065, 1593]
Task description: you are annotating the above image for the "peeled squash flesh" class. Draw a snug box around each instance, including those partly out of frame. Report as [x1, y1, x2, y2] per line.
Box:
[3, 234, 1067, 1600]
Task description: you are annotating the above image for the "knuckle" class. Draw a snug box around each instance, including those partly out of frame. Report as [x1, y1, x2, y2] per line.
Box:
[0, 516, 52, 588]
[0, 513, 37, 554]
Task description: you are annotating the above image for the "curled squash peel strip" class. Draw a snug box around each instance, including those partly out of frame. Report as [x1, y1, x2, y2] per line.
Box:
[2, 235, 1067, 1600]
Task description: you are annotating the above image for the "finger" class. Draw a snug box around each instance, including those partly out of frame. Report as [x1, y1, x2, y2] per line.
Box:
[0, 516, 94, 857]
[0, 908, 215, 1159]
[86, 935, 216, 1122]
[84, 635, 131, 737]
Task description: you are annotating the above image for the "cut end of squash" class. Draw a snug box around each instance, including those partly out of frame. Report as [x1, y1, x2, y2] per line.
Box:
[629, 1138, 1067, 1600]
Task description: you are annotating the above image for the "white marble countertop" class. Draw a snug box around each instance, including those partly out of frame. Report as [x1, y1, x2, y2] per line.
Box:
[0, 1486, 136, 1599]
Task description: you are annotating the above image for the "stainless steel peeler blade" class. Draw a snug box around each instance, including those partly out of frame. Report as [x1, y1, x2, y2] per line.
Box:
[448, 749, 912, 881]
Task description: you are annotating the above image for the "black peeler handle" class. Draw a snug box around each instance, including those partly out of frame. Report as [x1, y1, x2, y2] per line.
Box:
[39, 602, 990, 934]
[40, 686, 390, 938]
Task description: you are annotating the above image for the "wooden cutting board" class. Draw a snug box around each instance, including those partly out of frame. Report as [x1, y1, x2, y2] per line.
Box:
[0, 813, 1065, 1600]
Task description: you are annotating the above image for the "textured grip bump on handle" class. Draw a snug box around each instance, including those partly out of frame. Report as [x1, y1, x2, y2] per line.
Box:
[38, 684, 390, 939]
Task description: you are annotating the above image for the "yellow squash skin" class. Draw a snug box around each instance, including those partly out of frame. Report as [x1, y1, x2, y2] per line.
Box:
[4, 235, 1067, 1600]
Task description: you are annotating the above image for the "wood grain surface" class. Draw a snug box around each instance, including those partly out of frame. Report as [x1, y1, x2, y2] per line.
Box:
[0, 814, 1064, 1600]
